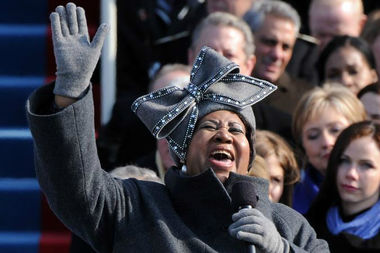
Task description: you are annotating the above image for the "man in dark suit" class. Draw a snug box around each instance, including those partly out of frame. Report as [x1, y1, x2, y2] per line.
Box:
[244, 1, 314, 117]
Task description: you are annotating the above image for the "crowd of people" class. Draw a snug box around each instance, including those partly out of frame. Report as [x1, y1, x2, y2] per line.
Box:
[26, 0, 380, 252]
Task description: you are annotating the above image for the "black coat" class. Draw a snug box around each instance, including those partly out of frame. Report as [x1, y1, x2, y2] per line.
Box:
[253, 102, 294, 147]
[308, 213, 380, 252]
[262, 72, 315, 116]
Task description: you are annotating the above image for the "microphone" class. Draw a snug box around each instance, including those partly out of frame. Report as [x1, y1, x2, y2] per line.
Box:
[231, 181, 258, 253]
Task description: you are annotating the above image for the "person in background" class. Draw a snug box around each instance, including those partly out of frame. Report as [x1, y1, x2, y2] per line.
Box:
[206, 0, 258, 18]
[248, 154, 270, 181]
[306, 121, 380, 252]
[244, 0, 314, 116]
[361, 12, 380, 77]
[317, 35, 378, 94]
[27, 3, 329, 252]
[285, 0, 378, 86]
[188, 11, 294, 145]
[292, 83, 367, 214]
[254, 129, 300, 206]
[188, 11, 256, 77]
[357, 82, 380, 125]
[109, 165, 162, 183]
[295, 0, 368, 86]
[308, 0, 367, 51]
[281, 0, 320, 86]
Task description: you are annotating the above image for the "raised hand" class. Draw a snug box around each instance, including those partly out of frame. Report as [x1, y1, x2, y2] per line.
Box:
[229, 208, 289, 253]
[50, 2, 109, 99]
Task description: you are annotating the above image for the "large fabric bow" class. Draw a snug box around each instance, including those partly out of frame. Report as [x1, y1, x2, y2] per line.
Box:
[132, 46, 277, 161]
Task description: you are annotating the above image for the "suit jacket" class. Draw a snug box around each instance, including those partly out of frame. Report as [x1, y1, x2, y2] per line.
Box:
[263, 72, 315, 116]
[253, 102, 294, 147]
[286, 35, 319, 86]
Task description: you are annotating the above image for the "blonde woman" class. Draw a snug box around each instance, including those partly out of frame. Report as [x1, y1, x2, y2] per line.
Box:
[292, 83, 367, 214]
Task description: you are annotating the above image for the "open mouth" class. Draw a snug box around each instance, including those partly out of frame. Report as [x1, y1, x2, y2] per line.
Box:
[210, 150, 233, 161]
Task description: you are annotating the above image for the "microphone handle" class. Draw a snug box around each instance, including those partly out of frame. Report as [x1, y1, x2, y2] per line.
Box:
[238, 205, 256, 253]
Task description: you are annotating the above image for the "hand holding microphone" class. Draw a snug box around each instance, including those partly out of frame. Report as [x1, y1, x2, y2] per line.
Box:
[229, 182, 288, 253]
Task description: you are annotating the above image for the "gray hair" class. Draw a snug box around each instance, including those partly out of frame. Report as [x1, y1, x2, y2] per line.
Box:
[191, 12, 255, 59]
[244, 0, 301, 34]
[110, 165, 163, 183]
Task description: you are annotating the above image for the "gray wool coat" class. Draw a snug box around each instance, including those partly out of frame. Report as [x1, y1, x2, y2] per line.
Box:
[26, 83, 329, 253]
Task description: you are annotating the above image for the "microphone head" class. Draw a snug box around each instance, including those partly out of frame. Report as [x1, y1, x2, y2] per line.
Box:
[231, 181, 257, 211]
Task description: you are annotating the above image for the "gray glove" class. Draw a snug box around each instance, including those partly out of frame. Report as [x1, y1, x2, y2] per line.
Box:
[50, 2, 109, 98]
[229, 208, 289, 253]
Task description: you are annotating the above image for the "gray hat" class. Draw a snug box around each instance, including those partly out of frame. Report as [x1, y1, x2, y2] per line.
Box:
[132, 46, 276, 165]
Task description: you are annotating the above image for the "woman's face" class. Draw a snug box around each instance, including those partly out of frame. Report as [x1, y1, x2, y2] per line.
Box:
[337, 136, 380, 216]
[186, 110, 251, 183]
[324, 45, 378, 94]
[302, 107, 350, 175]
[265, 154, 284, 203]
[360, 92, 380, 125]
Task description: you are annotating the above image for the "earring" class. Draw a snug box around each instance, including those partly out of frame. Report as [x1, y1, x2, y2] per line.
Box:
[181, 164, 187, 173]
